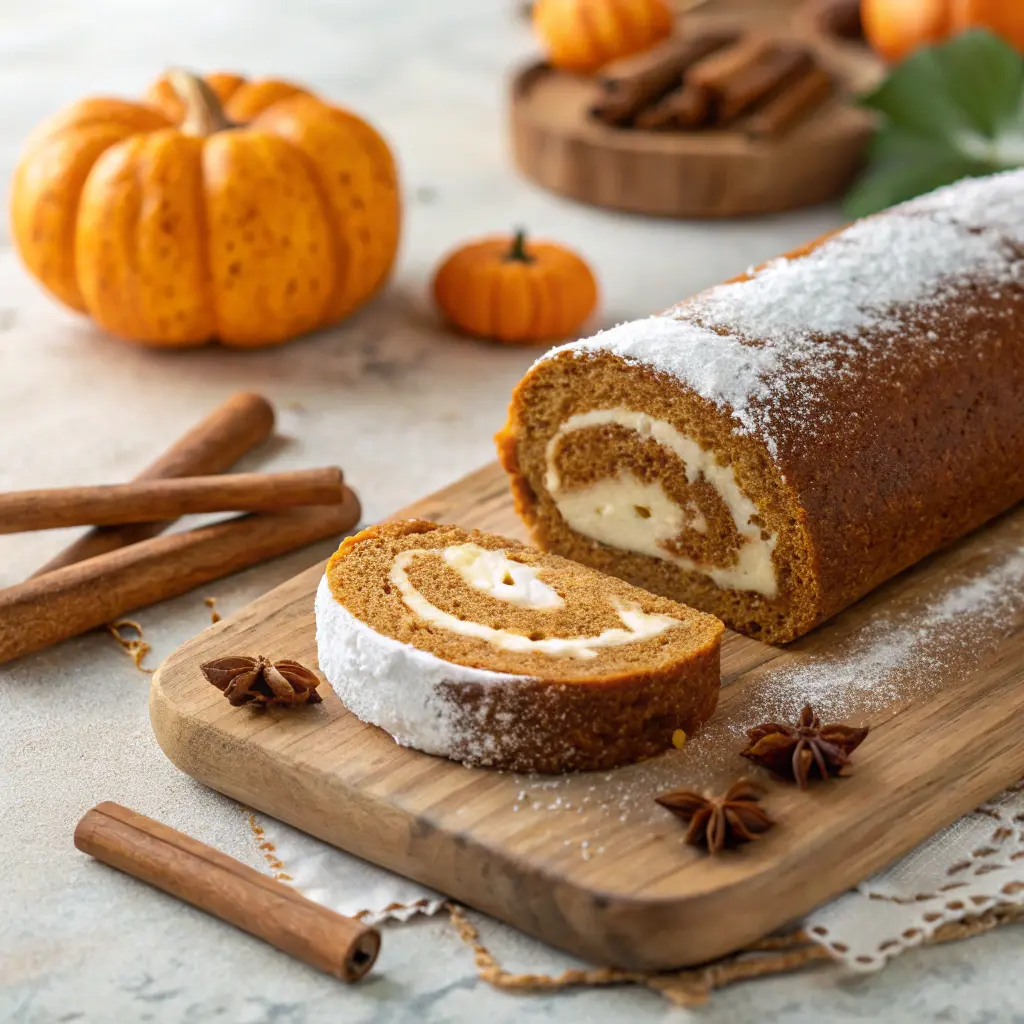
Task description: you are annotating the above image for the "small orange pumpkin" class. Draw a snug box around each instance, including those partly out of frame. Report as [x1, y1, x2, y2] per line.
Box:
[10, 70, 400, 348]
[432, 229, 599, 345]
[862, 0, 1024, 62]
[533, 0, 675, 75]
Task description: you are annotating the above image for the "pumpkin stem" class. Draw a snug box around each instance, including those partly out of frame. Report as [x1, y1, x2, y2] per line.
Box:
[166, 68, 236, 136]
[506, 228, 534, 263]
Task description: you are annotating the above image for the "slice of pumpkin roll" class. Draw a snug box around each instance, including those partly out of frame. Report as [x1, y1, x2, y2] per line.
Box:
[315, 520, 722, 773]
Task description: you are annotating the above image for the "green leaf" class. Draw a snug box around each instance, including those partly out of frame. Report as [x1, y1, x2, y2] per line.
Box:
[844, 132, 989, 217]
[843, 156, 986, 219]
[859, 46, 981, 143]
[939, 30, 1024, 136]
[845, 29, 1024, 216]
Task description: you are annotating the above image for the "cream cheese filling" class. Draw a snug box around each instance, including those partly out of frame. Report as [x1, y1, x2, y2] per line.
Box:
[442, 542, 564, 610]
[544, 408, 778, 597]
[390, 545, 680, 659]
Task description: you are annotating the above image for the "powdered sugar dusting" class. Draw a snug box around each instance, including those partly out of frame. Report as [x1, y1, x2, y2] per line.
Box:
[746, 545, 1024, 727]
[902, 168, 1024, 243]
[538, 316, 779, 448]
[314, 575, 530, 763]
[686, 214, 1014, 346]
[536, 170, 1024, 459]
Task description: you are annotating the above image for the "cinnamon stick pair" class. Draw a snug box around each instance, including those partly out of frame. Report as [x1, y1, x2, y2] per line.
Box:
[642, 38, 818, 131]
[2, 393, 362, 666]
[698, 41, 815, 123]
[0, 495, 360, 665]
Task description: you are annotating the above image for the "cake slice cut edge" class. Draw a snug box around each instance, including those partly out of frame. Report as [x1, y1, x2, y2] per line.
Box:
[315, 519, 723, 773]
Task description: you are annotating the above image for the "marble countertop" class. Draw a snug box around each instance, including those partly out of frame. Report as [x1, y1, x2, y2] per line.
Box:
[1, 1, 1021, 1020]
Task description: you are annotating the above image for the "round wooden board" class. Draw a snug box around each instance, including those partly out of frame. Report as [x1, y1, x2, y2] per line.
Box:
[510, 21, 883, 218]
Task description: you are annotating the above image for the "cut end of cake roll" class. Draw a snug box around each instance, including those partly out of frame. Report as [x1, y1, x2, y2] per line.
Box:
[498, 170, 1024, 645]
[315, 520, 722, 773]
[497, 342, 816, 644]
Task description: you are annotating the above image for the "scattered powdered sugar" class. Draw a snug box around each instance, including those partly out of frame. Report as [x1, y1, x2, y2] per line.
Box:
[497, 537, 1024, 831]
[535, 170, 1024, 458]
[745, 544, 1024, 727]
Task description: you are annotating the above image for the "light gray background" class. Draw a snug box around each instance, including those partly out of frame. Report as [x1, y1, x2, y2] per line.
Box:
[1, 1, 1021, 1021]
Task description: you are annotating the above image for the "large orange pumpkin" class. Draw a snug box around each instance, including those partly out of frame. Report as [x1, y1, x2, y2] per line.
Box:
[533, 0, 675, 75]
[862, 0, 1024, 62]
[10, 70, 400, 347]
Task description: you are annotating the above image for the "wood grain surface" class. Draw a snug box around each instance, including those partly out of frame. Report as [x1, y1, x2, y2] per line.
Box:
[510, 4, 881, 218]
[150, 462, 1024, 970]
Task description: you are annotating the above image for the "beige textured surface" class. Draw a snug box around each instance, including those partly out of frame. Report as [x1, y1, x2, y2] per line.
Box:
[3, 1, 1022, 1021]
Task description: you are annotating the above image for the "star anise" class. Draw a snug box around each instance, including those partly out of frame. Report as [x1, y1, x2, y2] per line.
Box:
[655, 779, 774, 855]
[200, 655, 323, 708]
[741, 704, 869, 789]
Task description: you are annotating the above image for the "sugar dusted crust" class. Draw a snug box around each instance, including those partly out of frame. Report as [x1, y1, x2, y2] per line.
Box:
[498, 170, 1024, 643]
[316, 520, 722, 773]
[498, 365, 816, 641]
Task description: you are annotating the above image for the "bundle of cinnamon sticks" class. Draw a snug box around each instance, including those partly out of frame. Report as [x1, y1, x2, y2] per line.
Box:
[0, 393, 361, 666]
[589, 32, 834, 138]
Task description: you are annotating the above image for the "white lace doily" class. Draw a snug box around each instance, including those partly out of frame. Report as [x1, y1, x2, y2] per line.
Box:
[803, 781, 1024, 969]
[252, 816, 446, 926]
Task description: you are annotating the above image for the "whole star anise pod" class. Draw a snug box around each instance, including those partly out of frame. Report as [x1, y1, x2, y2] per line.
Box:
[741, 704, 868, 789]
[200, 655, 323, 708]
[655, 779, 774, 855]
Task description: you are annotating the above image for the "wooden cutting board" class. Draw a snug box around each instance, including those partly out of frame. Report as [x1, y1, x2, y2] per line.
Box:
[150, 463, 1024, 970]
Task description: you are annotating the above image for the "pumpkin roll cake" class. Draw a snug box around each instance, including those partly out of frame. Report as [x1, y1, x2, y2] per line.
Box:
[314, 520, 722, 772]
[498, 170, 1024, 644]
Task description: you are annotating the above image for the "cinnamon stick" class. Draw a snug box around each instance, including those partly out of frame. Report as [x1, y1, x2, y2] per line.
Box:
[75, 802, 380, 982]
[688, 36, 772, 93]
[718, 45, 814, 123]
[746, 66, 833, 138]
[31, 393, 275, 577]
[589, 31, 736, 126]
[0, 489, 360, 665]
[634, 82, 711, 130]
[0, 468, 345, 535]
[807, 0, 863, 40]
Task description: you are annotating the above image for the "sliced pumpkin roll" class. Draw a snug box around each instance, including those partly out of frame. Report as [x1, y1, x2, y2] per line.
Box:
[498, 170, 1024, 643]
[314, 520, 722, 772]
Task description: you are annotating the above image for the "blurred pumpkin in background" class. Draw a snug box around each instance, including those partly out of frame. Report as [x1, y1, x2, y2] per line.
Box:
[432, 229, 598, 345]
[533, 0, 674, 74]
[862, 0, 1024, 62]
[10, 70, 400, 348]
